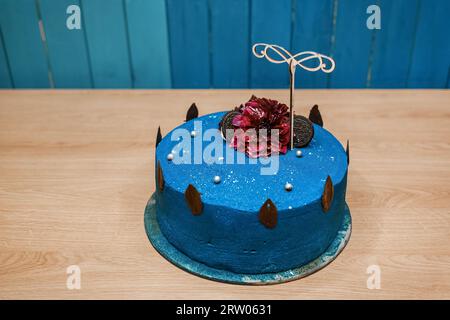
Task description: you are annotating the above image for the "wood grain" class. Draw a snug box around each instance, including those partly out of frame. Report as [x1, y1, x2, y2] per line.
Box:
[0, 90, 449, 299]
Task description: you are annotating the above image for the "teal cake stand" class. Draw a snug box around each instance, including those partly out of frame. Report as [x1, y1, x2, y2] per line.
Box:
[144, 193, 352, 285]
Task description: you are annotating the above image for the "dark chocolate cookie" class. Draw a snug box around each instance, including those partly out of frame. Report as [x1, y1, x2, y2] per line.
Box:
[219, 111, 239, 141]
[293, 115, 314, 148]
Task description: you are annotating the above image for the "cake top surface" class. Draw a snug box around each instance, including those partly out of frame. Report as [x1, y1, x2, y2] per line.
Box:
[156, 111, 347, 212]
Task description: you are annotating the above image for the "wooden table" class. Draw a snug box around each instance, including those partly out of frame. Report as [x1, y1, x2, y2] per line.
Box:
[0, 90, 449, 299]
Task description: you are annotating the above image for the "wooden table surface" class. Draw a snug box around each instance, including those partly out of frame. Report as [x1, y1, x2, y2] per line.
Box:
[0, 90, 449, 299]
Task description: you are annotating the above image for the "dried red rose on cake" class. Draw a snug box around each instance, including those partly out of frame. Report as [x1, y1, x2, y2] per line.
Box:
[227, 96, 290, 158]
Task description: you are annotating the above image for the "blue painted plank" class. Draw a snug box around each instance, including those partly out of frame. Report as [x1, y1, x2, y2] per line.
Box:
[408, 0, 450, 88]
[370, 0, 419, 88]
[39, 0, 92, 88]
[81, 0, 132, 88]
[210, 0, 250, 88]
[291, 0, 334, 88]
[166, 0, 209, 88]
[448, 68, 450, 88]
[0, 0, 50, 88]
[0, 27, 12, 88]
[250, 0, 291, 88]
[125, 0, 171, 88]
[329, 0, 374, 88]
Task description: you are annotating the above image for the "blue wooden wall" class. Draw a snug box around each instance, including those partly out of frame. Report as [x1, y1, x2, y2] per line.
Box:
[0, 0, 448, 89]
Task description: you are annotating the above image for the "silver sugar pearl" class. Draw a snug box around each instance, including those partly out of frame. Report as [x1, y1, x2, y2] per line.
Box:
[285, 182, 293, 192]
[167, 153, 174, 161]
[213, 175, 221, 184]
[296, 150, 303, 157]
[190, 130, 197, 137]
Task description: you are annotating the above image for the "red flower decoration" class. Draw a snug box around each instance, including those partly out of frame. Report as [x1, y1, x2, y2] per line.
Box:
[230, 97, 290, 158]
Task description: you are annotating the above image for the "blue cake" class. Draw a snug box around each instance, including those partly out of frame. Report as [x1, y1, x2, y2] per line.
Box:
[152, 98, 350, 276]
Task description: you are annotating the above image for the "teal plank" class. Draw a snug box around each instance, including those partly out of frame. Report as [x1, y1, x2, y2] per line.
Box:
[408, 0, 450, 88]
[167, 0, 209, 88]
[251, 0, 291, 88]
[125, 0, 171, 88]
[370, 0, 419, 88]
[329, 0, 374, 88]
[210, 0, 249, 88]
[448, 68, 450, 88]
[81, 0, 132, 88]
[0, 26, 12, 88]
[0, 0, 50, 88]
[39, 0, 92, 88]
[291, 0, 334, 88]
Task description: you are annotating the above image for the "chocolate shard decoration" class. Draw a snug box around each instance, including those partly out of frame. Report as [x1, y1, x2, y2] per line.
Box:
[186, 103, 199, 121]
[346, 139, 350, 165]
[321, 176, 334, 212]
[259, 199, 277, 229]
[249, 94, 257, 101]
[309, 104, 323, 127]
[185, 184, 203, 215]
[157, 161, 164, 192]
[156, 126, 162, 148]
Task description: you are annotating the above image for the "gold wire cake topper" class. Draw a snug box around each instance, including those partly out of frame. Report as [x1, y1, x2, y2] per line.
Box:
[252, 43, 336, 149]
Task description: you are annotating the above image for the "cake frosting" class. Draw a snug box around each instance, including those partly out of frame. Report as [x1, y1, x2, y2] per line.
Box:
[154, 111, 349, 274]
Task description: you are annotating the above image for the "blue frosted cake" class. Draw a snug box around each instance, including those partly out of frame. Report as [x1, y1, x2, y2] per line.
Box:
[150, 97, 350, 277]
